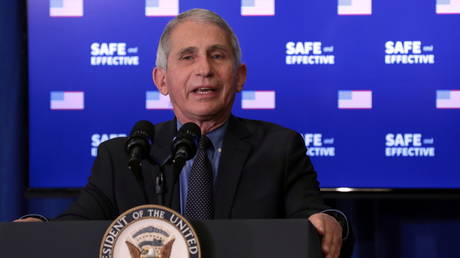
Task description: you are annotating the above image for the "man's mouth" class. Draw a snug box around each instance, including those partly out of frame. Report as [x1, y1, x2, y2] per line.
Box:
[192, 87, 217, 94]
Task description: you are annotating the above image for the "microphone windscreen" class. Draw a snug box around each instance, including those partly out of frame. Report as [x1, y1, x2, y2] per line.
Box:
[130, 120, 155, 141]
[178, 122, 201, 138]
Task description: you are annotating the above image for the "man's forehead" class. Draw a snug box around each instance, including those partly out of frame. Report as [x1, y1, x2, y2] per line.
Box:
[168, 20, 231, 50]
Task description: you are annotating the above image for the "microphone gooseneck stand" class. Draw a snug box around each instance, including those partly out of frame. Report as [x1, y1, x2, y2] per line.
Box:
[129, 151, 189, 207]
[128, 162, 150, 205]
[157, 155, 187, 208]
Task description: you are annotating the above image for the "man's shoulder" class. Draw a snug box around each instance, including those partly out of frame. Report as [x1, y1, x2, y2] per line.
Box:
[155, 119, 176, 132]
[99, 119, 175, 150]
[232, 116, 300, 137]
[98, 136, 128, 153]
[101, 119, 175, 145]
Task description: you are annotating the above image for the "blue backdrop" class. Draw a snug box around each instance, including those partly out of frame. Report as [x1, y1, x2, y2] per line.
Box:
[27, 0, 460, 189]
[2, 1, 460, 257]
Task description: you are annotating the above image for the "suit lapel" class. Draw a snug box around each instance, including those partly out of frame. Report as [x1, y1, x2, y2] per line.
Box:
[214, 116, 252, 219]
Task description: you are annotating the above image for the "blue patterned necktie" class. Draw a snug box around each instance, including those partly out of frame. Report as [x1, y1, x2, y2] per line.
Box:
[184, 135, 214, 220]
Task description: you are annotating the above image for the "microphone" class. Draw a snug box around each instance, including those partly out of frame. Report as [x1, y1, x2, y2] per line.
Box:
[125, 120, 155, 173]
[172, 122, 201, 166]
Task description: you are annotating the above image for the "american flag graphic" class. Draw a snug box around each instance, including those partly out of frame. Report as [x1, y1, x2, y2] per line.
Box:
[50, 91, 84, 110]
[146, 91, 173, 110]
[338, 90, 372, 109]
[241, 91, 276, 109]
[49, 0, 83, 17]
[436, 90, 460, 109]
[436, 0, 460, 14]
[338, 0, 372, 15]
[145, 0, 179, 17]
[241, 0, 275, 16]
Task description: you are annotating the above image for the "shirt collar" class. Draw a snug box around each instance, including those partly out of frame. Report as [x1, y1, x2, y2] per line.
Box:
[176, 120, 228, 150]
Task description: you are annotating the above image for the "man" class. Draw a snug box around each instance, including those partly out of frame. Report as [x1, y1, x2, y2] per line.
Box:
[18, 9, 349, 258]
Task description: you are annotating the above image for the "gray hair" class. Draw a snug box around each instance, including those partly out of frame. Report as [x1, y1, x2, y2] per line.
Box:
[155, 8, 242, 69]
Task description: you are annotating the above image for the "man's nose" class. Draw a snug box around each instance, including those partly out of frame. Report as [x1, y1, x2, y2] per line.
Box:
[195, 56, 213, 77]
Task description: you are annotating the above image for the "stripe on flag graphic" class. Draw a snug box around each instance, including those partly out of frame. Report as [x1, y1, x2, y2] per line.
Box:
[50, 0, 83, 17]
[242, 91, 275, 109]
[145, 0, 179, 17]
[241, 0, 275, 16]
[50, 91, 84, 110]
[338, 0, 372, 15]
[338, 90, 372, 109]
[146, 91, 172, 110]
[436, 0, 460, 14]
[436, 90, 460, 109]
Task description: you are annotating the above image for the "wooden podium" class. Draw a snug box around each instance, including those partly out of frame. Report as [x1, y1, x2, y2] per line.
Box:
[0, 219, 323, 258]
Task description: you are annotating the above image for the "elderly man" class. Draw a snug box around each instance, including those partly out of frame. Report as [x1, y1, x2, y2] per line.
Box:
[18, 8, 350, 258]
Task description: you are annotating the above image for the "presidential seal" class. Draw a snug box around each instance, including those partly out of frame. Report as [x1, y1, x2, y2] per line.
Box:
[99, 205, 201, 258]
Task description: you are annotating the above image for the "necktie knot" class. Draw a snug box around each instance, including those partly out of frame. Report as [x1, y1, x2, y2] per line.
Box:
[199, 135, 212, 150]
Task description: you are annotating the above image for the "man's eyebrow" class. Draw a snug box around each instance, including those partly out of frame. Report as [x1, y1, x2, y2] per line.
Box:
[177, 46, 197, 56]
[208, 44, 229, 52]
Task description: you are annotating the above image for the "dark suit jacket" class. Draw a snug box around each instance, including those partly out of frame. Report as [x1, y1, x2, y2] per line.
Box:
[57, 116, 329, 220]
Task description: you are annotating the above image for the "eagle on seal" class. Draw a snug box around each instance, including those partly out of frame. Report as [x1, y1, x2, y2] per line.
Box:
[125, 238, 175, 258]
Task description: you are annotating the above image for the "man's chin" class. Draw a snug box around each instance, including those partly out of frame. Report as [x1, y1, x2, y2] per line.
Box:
[186, 108, 229, 122]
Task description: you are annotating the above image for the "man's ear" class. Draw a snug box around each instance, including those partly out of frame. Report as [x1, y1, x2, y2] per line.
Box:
[152, 67, 168, 95]
[235, 63, 247, 92]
